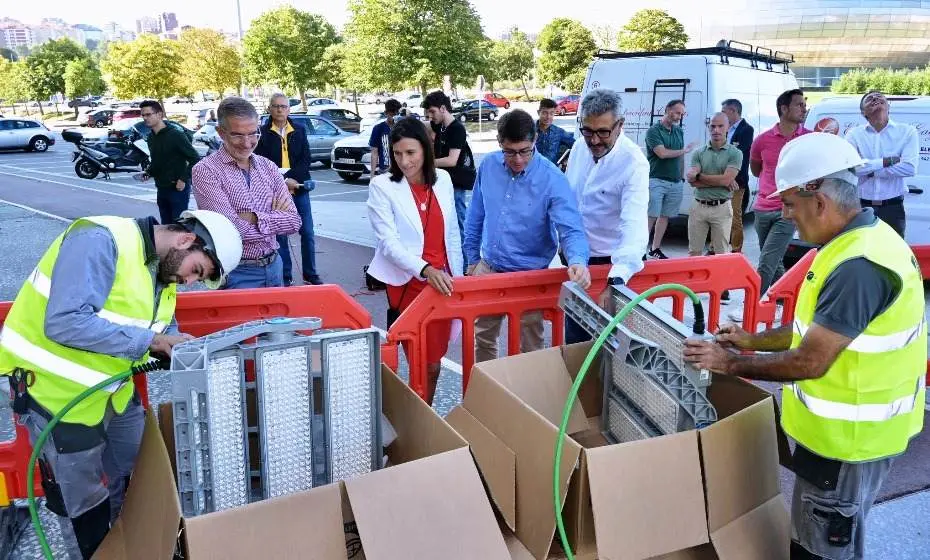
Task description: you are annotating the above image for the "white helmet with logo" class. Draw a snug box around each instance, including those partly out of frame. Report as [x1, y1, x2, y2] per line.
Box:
[771, 132, 864, 199]
[179, 210, 242, 289]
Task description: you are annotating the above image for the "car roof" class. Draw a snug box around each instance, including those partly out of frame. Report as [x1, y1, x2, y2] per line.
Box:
[0, 117, 40, 123]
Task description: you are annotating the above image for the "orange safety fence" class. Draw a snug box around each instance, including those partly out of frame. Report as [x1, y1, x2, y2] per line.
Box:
[0, 285, 392, 504]
[389, 253, 763, 400]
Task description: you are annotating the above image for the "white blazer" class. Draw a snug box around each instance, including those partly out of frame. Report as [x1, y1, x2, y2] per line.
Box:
[366, 169, 464, 286]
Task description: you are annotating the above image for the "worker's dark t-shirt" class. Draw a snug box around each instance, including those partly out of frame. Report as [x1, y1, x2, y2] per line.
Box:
[432, 120, 475, 189]
[813, 209, 900, 339]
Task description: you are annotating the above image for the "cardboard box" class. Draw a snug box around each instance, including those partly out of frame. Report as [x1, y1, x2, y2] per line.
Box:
[447, 343, 791, 560]
[95, 366, 510, 560]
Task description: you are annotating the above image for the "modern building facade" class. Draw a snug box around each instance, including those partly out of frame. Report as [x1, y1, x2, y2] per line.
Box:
[687, 1, 930, 88]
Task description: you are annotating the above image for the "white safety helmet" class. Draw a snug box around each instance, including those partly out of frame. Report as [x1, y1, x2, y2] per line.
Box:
[771, 132, 864, 199]
[179, 210, 243, 289]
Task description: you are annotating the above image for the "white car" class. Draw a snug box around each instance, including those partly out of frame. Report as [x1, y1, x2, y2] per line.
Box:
[0, 118, 56, 152]
[331, 132, 373, 182]
[304, 97, 340, 110]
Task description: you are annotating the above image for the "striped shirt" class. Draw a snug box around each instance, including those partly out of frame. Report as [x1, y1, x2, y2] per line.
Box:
[192, 146, 301, 260]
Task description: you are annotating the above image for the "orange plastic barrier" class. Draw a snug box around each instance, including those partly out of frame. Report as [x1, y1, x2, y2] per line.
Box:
[0, 285, 390, 504]
[389, 253, 762, 400]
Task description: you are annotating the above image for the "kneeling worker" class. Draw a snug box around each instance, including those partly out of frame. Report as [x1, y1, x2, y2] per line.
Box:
[0, 210, 242, 558]
[684, 133, 925, 560]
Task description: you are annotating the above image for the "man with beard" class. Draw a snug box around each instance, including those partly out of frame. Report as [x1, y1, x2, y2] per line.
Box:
[0, 210, 242, 559]
[563, 88, 648, 343]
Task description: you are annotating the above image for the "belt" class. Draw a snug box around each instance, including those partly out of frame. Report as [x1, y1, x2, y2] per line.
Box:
[239, 252, 277, 266]
[860, 196, 903, 207]
[696, 199, 729, 206]
[588, 256, 613, 266]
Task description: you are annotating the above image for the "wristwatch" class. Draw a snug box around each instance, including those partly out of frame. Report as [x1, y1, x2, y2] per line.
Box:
[607, 277, 624, 286]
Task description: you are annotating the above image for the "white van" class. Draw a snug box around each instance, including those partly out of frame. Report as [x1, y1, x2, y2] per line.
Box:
[580, 41, 801, 216]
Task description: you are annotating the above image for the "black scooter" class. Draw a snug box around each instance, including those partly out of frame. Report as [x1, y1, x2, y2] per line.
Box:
[62, 128, 150, 180]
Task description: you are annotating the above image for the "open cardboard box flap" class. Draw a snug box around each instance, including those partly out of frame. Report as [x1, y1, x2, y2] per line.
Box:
[97, 366, 509, 560]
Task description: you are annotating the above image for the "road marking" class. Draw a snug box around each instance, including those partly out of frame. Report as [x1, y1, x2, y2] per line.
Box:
[374, 327, 463, 376]
[0, 198, 70, 222]
[0, 165, 155, 192]
[0, 169, 152, 201]
[310, 189, 370, 198]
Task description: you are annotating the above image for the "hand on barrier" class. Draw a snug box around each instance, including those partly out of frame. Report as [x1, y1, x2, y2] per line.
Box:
[423, 266, 454, 296]
[566, 264, 591, 290]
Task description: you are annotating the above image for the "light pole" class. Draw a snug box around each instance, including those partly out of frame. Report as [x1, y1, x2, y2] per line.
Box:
[236, 0, 244, 96]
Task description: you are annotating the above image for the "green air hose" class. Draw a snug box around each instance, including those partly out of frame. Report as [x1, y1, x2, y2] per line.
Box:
[27, 361, 164, 560]
[553, 283, 704, 560]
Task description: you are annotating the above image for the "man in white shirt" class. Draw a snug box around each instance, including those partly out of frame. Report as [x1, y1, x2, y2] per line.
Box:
[845, 90, 919, 237]
[564, 88, 649, 343]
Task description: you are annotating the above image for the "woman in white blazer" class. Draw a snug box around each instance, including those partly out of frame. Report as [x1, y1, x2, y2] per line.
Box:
[366, 118, 464, 404]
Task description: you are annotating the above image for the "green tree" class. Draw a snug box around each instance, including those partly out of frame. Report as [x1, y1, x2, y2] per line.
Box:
[24, 38, 89, 115]
[0, 48, 16, 62]
[0, 60, 34, 114]
[536, 18, 595, 90]
[179, 28, 241, 99]
[344, 0, 486, 93]
[618, 9, 688, 52]
[64, 58, 107, 116]
[489, 28, 535, 99]
[591, 24, 617, 51]
[102, 34, 182, 101]
[244, 6, 337, 110]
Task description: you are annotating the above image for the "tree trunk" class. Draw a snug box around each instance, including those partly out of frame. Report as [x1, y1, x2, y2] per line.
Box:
[74, 105, 79, 119]
[37, 101, 44, 116]
[521, 77, 530, 101]
[300, 86, 307, 113]
[353, 89, 359, 115]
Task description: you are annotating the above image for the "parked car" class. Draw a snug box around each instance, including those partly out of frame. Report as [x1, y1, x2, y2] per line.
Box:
[112, 108, 142, 122]
[68, 97, 100, 109]
[555, 94, 581, 115]
[304, 97, 340, 109]
[187, 107, 217, 129]
[483, 92, 511, 109]
[452, 100, 498, 122]
[331, 133, 372, 181]
[259, 114, 355, 165]
[84, 109, 115, 128]
[305, 107, 363, 133]
[192, 123, 220, 157]
[0, 118, 56, 152]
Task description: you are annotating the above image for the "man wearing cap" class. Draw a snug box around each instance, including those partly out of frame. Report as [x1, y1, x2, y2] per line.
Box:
[845, 90, 919, 238]
[684, 133, 925, 560]
[0, 210, 242, 558]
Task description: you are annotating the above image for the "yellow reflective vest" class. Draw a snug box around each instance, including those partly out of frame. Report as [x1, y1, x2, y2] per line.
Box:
[0, 217, 176, 426]
[782, 218, 926, 462]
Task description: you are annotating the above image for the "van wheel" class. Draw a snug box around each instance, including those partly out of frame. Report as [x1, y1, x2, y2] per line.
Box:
[338, 172, 362, 181]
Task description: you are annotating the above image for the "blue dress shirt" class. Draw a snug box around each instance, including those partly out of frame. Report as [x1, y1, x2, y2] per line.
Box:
[535, 123, 575, 163]
[464, 151, 589, 272]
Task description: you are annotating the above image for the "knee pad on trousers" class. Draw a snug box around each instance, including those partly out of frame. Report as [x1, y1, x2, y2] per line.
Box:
[790, 540, 824, 560]
[71, 499, 110, 560]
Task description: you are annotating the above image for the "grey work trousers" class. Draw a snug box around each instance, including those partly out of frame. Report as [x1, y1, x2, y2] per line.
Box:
[755, 209, 797, 294]
[24, 397, 145, 521]
[471, 260, 545, 363]
[791, 448, 894, 560]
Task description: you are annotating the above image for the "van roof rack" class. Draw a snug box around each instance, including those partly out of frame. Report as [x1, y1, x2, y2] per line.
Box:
[595, 40, 795, 72]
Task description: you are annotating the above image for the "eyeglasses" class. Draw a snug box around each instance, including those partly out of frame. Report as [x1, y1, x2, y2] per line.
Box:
[578, 120, 621, 139]
[270, 104, 289, 110]
[227, 130, 261, 143]
[501, 147, 535, 159]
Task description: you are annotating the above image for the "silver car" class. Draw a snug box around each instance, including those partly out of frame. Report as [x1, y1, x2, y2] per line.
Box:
[0, 118, 56, 152]
[259, 114, 356, 165]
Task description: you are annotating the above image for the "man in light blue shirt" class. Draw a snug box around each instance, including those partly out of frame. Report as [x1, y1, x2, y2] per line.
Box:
[465, 109, 590, 362]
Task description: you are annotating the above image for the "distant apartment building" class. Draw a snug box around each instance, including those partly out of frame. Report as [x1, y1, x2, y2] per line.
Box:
[0, 26, 34, 49]
[161, 12, 179, 32]
[136, 16, 161, 35]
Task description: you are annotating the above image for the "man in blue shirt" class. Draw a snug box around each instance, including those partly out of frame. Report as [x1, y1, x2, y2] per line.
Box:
[465, 109, 590, 363]
[369, 99, 401, 175]
[535, 98, 575, 164]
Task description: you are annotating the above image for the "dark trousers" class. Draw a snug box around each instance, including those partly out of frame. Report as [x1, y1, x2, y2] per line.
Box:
[156, 181, 191, 224]
[862, 198, 906, 238]
[276, 190, 318, 285]
[562, 255, 613, 344]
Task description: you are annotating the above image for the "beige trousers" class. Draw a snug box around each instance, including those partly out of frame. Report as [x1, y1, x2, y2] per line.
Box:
[688, 200, 732, 256]
[471, 260, 545, 363]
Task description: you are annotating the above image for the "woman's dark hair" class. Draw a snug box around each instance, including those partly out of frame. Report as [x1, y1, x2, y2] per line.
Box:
[388, 118, 437, 186]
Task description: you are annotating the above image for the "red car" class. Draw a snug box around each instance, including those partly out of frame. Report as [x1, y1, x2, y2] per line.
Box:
[112, 108, 142, 122]
[483, 92, 510, 109]
[555, 95, 580, 115]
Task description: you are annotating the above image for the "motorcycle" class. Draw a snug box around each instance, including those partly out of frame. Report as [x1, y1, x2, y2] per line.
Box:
[62, 127, 150, 180]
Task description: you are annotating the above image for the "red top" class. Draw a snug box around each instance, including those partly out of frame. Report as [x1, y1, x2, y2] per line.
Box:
[410, 183, 448, 272]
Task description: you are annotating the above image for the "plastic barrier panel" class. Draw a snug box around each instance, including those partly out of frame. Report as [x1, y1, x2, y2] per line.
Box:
[0, 285, 383, 503]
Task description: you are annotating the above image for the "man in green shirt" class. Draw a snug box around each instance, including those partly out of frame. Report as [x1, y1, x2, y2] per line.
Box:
[645, 99, 698, 259]
[140, 100, 200, 224]
[685, 112, 742, 257]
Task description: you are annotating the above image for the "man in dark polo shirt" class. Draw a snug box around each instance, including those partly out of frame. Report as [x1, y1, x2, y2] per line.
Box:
[685, 112, 742, 258]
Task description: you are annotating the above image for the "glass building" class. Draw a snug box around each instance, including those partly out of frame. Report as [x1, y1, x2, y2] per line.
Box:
[685, 1, 930, 88]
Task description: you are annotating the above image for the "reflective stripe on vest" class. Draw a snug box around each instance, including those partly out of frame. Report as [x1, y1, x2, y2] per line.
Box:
[793, 318, 925, 354]
[0, 327, 118, 392]
[790, 375, 925, 422]
[27, 268, 168, 333]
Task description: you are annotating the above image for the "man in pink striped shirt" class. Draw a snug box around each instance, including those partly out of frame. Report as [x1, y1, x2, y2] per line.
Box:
[192, 97, 301, 289]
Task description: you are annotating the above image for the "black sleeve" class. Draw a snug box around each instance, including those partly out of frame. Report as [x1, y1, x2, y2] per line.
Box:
[813, 258, 900, 339]
[447, 122, 468, 151]
[285, 125, 312, 184]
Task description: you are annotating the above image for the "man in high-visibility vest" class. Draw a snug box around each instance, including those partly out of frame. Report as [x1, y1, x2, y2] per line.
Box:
[684, 132, 925, 560]
[0, 210, 242, 559]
